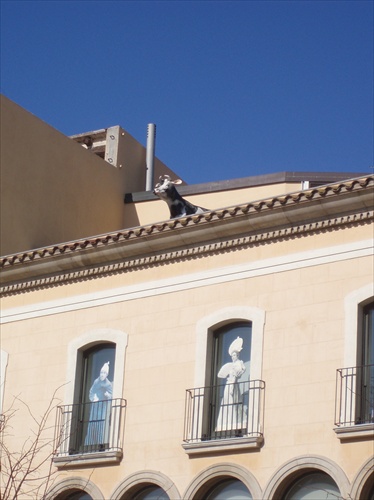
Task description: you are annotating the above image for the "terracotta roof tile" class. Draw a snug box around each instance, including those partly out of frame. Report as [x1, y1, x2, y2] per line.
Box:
[1, 175, 372, 269]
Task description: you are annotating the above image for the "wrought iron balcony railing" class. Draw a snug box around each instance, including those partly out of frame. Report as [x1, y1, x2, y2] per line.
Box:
[335, 364, 374, 426]
[183, 379, 265, 443]
[54, 398, 126, 457]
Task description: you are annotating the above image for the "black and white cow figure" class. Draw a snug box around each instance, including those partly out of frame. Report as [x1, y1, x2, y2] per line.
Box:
[153, 175, 208, 219]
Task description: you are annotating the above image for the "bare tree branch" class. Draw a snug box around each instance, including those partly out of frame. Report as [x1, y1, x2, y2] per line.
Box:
[0, 385, 67, 500]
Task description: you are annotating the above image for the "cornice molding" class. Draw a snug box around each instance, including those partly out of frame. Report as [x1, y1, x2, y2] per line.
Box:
[1, 210, 372, 296]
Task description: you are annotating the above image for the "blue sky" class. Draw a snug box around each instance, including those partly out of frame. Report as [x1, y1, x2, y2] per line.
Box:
[1, 0, 373, 184]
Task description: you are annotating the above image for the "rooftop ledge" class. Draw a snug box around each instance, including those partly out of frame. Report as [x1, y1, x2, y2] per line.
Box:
[125, 171, 369, 203]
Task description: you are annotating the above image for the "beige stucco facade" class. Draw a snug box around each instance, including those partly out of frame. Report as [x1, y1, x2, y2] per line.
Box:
[0, 99, 373, 500]
[0, 95, 177, 256]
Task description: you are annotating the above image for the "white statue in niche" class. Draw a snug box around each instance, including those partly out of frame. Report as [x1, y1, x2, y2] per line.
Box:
[85, 361, 113, 449]
[215, 337, 247, 432]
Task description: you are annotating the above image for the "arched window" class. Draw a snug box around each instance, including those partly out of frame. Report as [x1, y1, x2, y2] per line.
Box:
[133, 485, 169, 500]
[208, 322, 252, 439]
[72, 343, 116, 453]
[205, 479, 252, 499]
[183, 307, 265, 451]
[79, 343, 116, 404]
[64, 491, 93, 500]
[54, 329, 127, 464]
[337, 292, 374, 433]
[284, 472, 341, 500]
[360, 473, 374, 500]
[47, 478, 104, 500]
[111, 470, 180, 500]
[356, 301, 374, 424]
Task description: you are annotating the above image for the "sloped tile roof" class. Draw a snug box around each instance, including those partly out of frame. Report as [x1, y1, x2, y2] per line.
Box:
[1, 175, 373, 270]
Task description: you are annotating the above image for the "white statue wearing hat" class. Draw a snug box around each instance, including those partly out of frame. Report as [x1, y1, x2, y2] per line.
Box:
[89, 362, 112, 402]
[85, 361, 113, 449]
[216, 337, 247, 432]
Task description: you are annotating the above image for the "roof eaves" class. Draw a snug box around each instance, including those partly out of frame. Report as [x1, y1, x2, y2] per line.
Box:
[1, 175, 372, 281]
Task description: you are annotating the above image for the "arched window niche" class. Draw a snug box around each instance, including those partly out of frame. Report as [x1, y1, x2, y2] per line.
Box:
[109, 470, 180, 500]
[183, 463, 262, 500]
[350, 456, 374, 500]
[263, 455, 350, 500]
[130, 485, 169, 500]
[195, 307, 265, 386]
[62, 491, 93, 500]
[205, 479, 253, 499]
[183, 307, 265, 455]
[53, 329, 128, 468]
[46, 477, 104, 500]
[283, 472, 341, 500]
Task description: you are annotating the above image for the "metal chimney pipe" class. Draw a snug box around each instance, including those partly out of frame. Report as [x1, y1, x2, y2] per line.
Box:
[145, 123, 156, 191]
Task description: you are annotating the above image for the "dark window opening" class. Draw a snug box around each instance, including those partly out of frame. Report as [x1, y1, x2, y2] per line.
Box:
[206, 478, 252, 500]
[356, 301, 374, 424]
[70, 343, 116, 454]
[208, 322, 252, 439]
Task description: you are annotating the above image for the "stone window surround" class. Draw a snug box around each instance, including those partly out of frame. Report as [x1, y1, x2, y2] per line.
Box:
[334, 284, 374, 441]
[53, 328, 128, 468]
[110, 470, 180, 500]
[47, 456, 373, 499]
[185, 457, 372, 499]
[183, 306, 265, 455]
[349, 456, 374, 500]
[262, 455, 350, 500]
[194, 306, 265, 389]
[182, 462, 262, 500]
[46, 476, 104, 500]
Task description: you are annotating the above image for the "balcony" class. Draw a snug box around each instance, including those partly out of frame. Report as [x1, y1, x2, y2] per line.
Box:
[183, 379, 265, 455]
[53, 398, 126, 468]
[334, 364, 374, 441]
